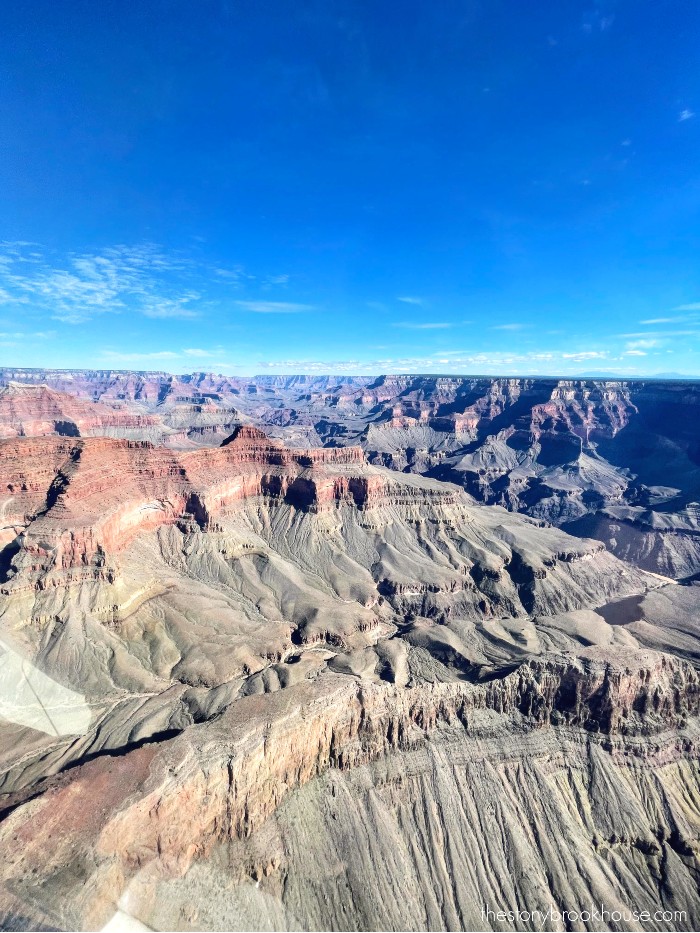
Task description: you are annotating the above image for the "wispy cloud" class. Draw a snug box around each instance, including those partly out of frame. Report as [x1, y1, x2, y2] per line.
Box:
[0, 242, 204, 324]
[640, 316, 693, 325]
[142, 294, 201, 319]
[491, 323, 527, 331]
[644, 304, 700, 326]
[0, 330, 53, 339]
[0, 329, 54, 349]
[626, 338, 661, 351]
[392, 322, 451, 330]
[182, 348, 221, 357]
[100, 350, 181, 363]
[0, 242, 306, 325]
[620, 329, 700, 339]
[582, 11, 614, 33]
[396, 296, 423, 305]
[211, 266, 245, 281]
[679, 109, 695, 122]
[234, 300, 315, 314]
[0, 286, 29, 305]
[254, 348, 627, 376]
[100, 346, 228, 365]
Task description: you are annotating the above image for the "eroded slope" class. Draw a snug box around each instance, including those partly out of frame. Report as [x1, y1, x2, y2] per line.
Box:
[0, 425, 697, 931]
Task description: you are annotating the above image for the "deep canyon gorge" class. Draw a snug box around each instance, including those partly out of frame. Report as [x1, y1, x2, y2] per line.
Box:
[0, 370, 698, 931]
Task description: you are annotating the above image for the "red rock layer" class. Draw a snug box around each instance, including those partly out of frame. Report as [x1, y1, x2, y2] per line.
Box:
[0, 428, 454, 583]
[0, 383, 159, 439]
[363, 377, 638, 438]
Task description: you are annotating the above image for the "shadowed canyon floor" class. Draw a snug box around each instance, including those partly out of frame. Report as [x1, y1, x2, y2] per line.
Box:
[0, 372, 698, 931]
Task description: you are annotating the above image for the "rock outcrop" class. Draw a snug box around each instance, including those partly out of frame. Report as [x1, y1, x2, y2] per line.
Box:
[3, 371, 698, 579]
[0, 375, 699, 931]
[0, 653, 698, 931]
[0, 382, 160, 440]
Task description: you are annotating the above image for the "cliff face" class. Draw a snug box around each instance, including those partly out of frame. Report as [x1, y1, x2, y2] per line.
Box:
[0, 382, 161, 440]
[0, 653, 698, 932]
[0, 378, 699, 931]
[0, 429, 446, 583]
[0, 378, 249, 448]
[0, 429, 644, 639]
[3, 371, 698, 578]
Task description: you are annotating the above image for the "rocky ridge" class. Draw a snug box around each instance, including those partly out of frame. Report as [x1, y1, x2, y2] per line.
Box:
[2, 371, 699, 579]
[0, 652, 698, 931]
[0, 375, 699, 930]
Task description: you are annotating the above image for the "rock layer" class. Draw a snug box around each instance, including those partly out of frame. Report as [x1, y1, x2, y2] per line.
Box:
[0, 654, 698, 931]
[2, 370, 699, 578]
[0, 379, 698, 931]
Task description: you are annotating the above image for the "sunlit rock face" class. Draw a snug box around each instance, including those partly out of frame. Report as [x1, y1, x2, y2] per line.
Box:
[0, 377, 698, 931]
[3, 370, 699, 577]
[0, 382, 162, 440]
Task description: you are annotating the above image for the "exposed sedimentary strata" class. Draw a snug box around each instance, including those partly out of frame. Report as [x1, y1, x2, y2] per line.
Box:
[565, 504, 700, 580]
[4, 370, 698, 580]
[0, 428, 647, 665]
[0, 652, 698, 931]
[0, 380, 252, 450]
[92, 653, 700, 872]
[0, 382, 161, 441]
[0, 427, 648, 766]
[0, 409, 698, 931]
[205, 722, 700, 933]
[2, 371, 699, 572]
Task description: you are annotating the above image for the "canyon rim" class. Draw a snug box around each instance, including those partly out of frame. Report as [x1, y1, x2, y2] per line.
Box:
[0, 372, 698, 931]
[3, 0, 700, 929]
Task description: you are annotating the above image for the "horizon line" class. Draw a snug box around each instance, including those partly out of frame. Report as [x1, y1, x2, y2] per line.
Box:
[1, 365, 699, 383]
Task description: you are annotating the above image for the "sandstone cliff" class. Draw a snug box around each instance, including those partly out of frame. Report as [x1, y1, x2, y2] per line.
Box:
[0, 414, 697, 931]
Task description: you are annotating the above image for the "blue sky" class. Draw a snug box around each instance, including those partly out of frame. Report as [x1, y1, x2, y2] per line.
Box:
[1, 0, 700, 376]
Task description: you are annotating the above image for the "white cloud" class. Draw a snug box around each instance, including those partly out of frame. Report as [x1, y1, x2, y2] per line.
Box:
[620, 329, 700, 339]
[491, 323, 527, 331]
[640, 316, 690, 324]
[582, 11, 614, 33]
[99, 346, 228, 366]
[640, 307, 700, 325]
[0, 243, 293, 325]
[142, 295, 201, 319]
[679, 109, 695, 122]
[626, 338, 661, 351]
[101, 350, 181, 363]
[624, 350, 647, 356]
[234, 300, 315, 313]
[393, 322, 451, 330]
[0, 286, 28, 305]
[253, 348, 626, 375]
[0, 242, 203, 324]
[183, 348, 217, 357]
[0, 330, 53, 339]
[212, 266, 245, 281]
[396, 296, 423, 305]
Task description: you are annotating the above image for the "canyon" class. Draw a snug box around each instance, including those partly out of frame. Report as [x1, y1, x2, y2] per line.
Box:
[0, 370, 698, 931]
[2, 370, 698, 579]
